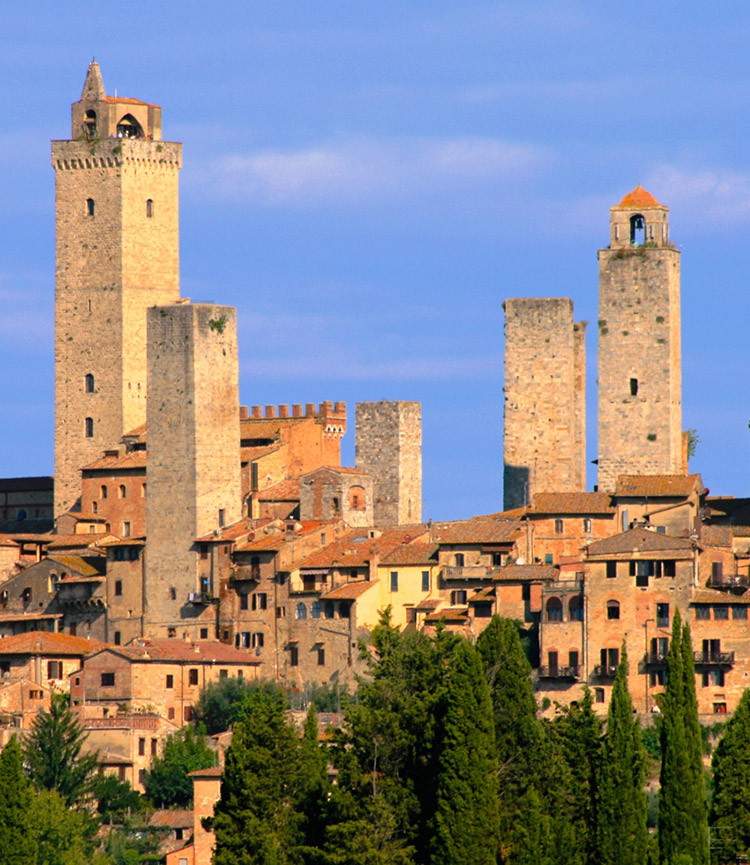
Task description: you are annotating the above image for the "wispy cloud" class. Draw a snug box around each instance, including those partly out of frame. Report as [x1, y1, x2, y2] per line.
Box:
[646, 164, 750, 225]
[193, 136, 548, 207]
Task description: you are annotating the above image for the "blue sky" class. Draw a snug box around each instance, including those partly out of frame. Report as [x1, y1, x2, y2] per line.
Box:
[2, 2, 750, 520]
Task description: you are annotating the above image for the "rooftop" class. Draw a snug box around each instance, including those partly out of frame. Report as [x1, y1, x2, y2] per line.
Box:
[616, 185, 663, 209]
[615, 474, 702, 498]
[586, 526, 695, 557]
[431, 515, 522, 545]
[0, 631, 107, 656]
[528, 492, 615, 515]
[101, 638, 262, 665]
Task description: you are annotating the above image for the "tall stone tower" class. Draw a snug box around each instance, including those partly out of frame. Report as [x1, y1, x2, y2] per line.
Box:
[597, 186, 682, 492]
[355, 401, 422, 526]
[503, 298, 586, 510]
[145, 302, 242, 637]
[53, 62, 181, 516]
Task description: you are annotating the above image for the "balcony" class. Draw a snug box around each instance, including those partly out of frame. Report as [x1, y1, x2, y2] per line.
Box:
[232, 565, 261, 582]
[645, 652, 668, 667]
[187, 591, 212, 605]
[538, 665, 579, 680]
[593, 664, 619, 679]
[694, 651, 735, 666]
[441, 566, 502, 581]
[707, 573, 750, 590]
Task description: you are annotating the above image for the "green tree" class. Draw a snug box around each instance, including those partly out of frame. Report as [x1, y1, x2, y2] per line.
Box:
[711, 688, 750, 861]
[23, 693, 99, 807]
[0, 735, 37, 864]
[28, 789, 93, 865]
[659, 611, 709, 865]
[212, 688, 304, 865]
[430, 640, 498, 865]
[596, 645, 647, 865]
[297, 704, 332, 857]
[91, 773, 143, 822]
[143, 724, 217, 808]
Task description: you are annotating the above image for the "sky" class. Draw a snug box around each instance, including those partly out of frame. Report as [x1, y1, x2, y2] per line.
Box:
[2, 2, 750, 521]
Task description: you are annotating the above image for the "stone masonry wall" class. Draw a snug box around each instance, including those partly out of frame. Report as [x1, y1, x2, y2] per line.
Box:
[145, 303, 241, 636]
[503, 298, 586, 510]
[52, 137, 181, 516]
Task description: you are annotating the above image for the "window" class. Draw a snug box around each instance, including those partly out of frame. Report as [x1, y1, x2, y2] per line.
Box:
[317, 647, 326, 666]
[390, 571, 399, 592]
[635, 561, 650, 588]
[569, 595, 583, 621]
[451, 590, 467, 605]
[606, 600, 620, 620]
[568, 650, 579, 669]
[119, 484, 126, 498]
[92, 501, 98, 514]
[455, 553, 465, 567]
[85, 417, 94, 438]
[651, 637, 669, 660]
[290, 646, 299, 667]
[122, 522, 131, 538]
[101, 484, 108, 499]
[650, 669, 666, 686]
[168, 627, 176, 638]
[630, 378, 638, 396]
[629, 213, 645, 244]
[663, 561, 676, 577]
[146, 199, 153, 218]
[252, 632, 264, 648]
[545, 553, 553, 564]
[600, 647, 619, 674]
[656, 602, 669, 626]
[695, 605, 710, 620]
[184, 706, 193, 722]
[606, 561, 617, 579]
[240, 593, 248, 611]
[138, 738, 145, 756]
[218, 508, 225, 528]
[325, 602, 335, 619]
[166, 675, 174, 689]
[422, 571, 430, 592]
[85, 373, 94, 393]
[339, 602, 350, 619]
[141, 483, 146, 497]
[295, 603, 307, 620]
[170, 587, 177, 600]
[188, 669, 199, 686]
[86, 197, 95, 216]
[151, 739, 157, 756]
[406, 607, 417, 623]
[733, 605, 748, 620]
[219, 669, 228, 679]
[349, 486, 366, 510]
[594, 687, 605, 703]
[200, 628, 208, 639]
[101, 673, 115, 687]
[115, 580, 122, 597]
[252, 593, 268, 611]
[47, 661, 63, 680]
[276, 605, 286, 619]
[702, 670, 725, 687]
[554, 519, 564, 534]
[714, 605, 729, 620]
[114, 631, 121, 646]
[309, 601, 321, 619]
[712, 562, 724, 584]
[546, 597, 563, 622]
[583, 518, 592, 533]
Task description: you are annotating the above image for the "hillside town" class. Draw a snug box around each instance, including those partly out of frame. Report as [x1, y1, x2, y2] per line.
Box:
[2, 62, 749, 863]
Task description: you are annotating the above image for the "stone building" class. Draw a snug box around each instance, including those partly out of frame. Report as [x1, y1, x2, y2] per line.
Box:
[355, 400, 422, 526]
[503, 298, 586, 510]
[53, 62, 181, 516]
[299, 466, 374, 527]
[597, 186, 684, 491]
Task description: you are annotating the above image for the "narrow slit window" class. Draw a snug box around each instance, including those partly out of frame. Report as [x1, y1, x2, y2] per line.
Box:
[630, 378, 638, 396]
[85, 417, 94, 438]
[146, 199, 153, 218]
[86, 198, 95, 217]
[85, 373, 94, 393]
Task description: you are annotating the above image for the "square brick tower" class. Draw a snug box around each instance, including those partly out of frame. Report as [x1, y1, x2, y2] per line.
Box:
[355, 401, 422, 526]
[503, 298, 587, 510]
[145, 303, 242, 637]
[597, 186, 682, 492]
[52, 62, 181, 516]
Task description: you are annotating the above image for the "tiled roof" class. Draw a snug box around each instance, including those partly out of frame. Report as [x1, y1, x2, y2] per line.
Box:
[415, 598, 442, 611]
[691, 590, 750, 605]
[700, 525, 734, 548]
[189, 766, 224, 778]
[195, 518, 271, 544]
[321, 581, 378, 600]
[83, 451, 147, 471]
[380, 543, 438, 566]
[257, 479, 301, 501]
[48, 555, 105, 577]
[234, 521, 327, 553]
[101, 95, 158, 107]
[586, 527, 694, 557]
[431, 516, 522, 545]
[615, 474, 702, 498]
[494, 564, 558, 582]
[0, 631, 107, 656]
[122, 423, 146, 438]
[616, 185, 662, 208]
[528, 492, 615, 515]
[48, 534, 116, 550]
[469, 587, 495, 602]
[240, 445, 281, 464]
[425, 607, 468, 623]
[98, 538, 145, 547]
[294, 526, 429, 570]
[149, 810, 194, 829]
[104, 639, 262, 665]
[303, 465, 367, 477]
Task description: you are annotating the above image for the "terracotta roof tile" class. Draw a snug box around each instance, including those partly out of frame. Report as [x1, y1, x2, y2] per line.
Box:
[149, 810, 194, 829]
[105, 639, 261, 665]
[48, 534, 116, 550]
[294, 526, 429, 570]
[494, 564, 558, 582]
[240, 445, 281, 463]
[234, 521, 328, 552]
[47, 555, 105, 577]
[0, 631, 107, 656]
[257, 479, 301, 501]
[615, 185, 662, 208]
[615, 474, 702, 498]
[424, 607, 468, 623]
[380, 543, 438, 566]
[691, 589, 750, 605]
[321, 581, 378, 600]
[431, 516, 522, 545]
[700, 525, 734, 548]
[83, 451, 147, 471]
[528, 492, 615, 515]
[586, 526, 695, 557]
[415, 598, 442, 611]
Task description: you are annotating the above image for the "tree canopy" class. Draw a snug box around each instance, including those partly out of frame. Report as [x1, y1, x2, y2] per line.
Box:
[143, 724, 217, 808]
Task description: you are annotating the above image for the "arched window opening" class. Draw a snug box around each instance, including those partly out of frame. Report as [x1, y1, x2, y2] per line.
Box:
[349, 485, 366, 510]
[92, 501, 98, 514]
[84, 110, 97, 139]
[146, 199, 153, 218]
[85, 373, 94, 393]
[116, 114, 145, 139]
[311, 601, 321, 619]
[85, 417, 94, 438]
[339, 602, 350, 619]
[630, 214, 645, 246]
[119, 484, 127, 499]
[546, 597, 563, 622]
[100, 485, 108, 499]
[569, 595, 584, 621]
[86, 198, 95, 217]
[607, 599, 621, 620]
[295, 602, 307, 620]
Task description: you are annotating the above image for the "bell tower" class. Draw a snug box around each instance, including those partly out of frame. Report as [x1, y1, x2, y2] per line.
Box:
[52, 62, 181, 516]
[597, 186, 683, 491]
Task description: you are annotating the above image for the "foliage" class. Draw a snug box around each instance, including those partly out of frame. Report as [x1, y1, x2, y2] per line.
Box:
[659, 611, 709, 865]
[91, 774, 143, 822]
[23, 693, 99, 807]
[28, 789, 94, 865]
[143, 724, 217, 808]
[596, 645, 648, 865]
[686, 429, 700, 459]
[710, 688, 750, 862]
[193, 676, 262, 734]
[0, 735, 37, 864]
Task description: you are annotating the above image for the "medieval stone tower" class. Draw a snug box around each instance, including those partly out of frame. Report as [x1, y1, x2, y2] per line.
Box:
[597, 186, 683, 492]
[355, 401, 422, 526]
[53, 62, 181, 516]
[503, 298, 586, 510]
[145, 302, 242, 637]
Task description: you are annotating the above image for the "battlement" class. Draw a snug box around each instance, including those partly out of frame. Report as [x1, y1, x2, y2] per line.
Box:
[52, 138, 182, 170]
[239, 402, 346, 422]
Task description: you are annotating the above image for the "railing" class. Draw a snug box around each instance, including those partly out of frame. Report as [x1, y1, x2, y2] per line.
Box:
[707, 573, 750, 589]
[656, 616, 670, 628]
[593, 664, 619, 679]
[693, 651, 735, 666]
[441, 566, 503, 581]
[232, 565, 261, 582]
[187, 591, 211, 605]
[645, 652, 668, 667]
[538, 665, 579, 680]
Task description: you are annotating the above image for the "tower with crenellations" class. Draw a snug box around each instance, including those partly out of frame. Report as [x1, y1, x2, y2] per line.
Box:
[503, 298, 587, 510]
[52, 61, 181, 517]
[597, 186, 683, 492]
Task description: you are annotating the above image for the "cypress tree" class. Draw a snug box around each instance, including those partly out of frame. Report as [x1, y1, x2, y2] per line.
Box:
[596, 644, 647, 865]
[711, 688, 750, 862]
[0, 735, 37, 864]
[659, 610, 709, 865]
[430, 639, 499, 865]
